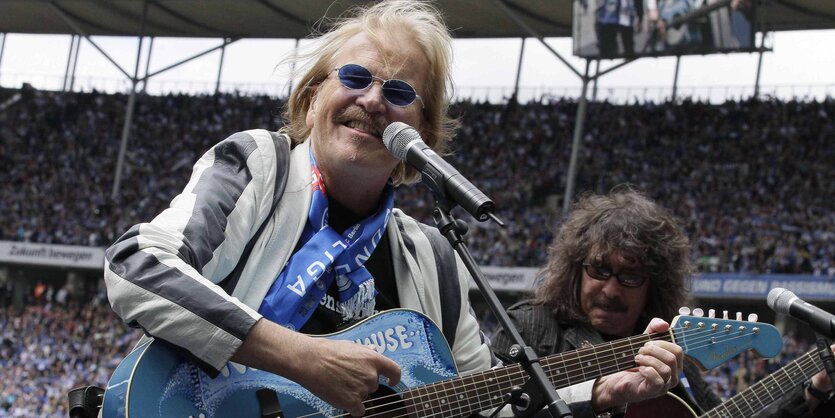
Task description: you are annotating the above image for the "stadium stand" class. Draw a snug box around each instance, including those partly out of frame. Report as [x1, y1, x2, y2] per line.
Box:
[0, 283, 139, 418]
[0, 87, 832, 416]
[1, 88, 832, 275]
[0, 280, 821, 416]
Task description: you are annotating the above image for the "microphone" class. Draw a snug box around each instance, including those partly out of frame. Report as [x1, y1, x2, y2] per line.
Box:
[767, 287, 835, 338]
[383, 122, 496, 222]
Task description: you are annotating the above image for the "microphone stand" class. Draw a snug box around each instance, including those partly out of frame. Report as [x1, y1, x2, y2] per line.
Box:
[430, 198, 572, 418]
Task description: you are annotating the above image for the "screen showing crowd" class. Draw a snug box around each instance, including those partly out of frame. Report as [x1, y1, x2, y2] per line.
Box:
[573, 0, 755, 59]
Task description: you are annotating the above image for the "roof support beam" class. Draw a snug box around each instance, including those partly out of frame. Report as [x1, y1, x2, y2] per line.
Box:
[49, 0, 241, 199]
[140, 37, 154, 93]
[112, 0, 149, 199]
[754, 32, 767, 98]
[0, 33, 6, 82]
[49, 1, 133, 79]
[215, 38, 229, 95]
[62, 35, 80, 92]
[511, 37, 526, 102]
[672, 56, 681, 102]
[492, 0, 583, 79]
[139, 37, 239, 82]
[563, 60, 591, 214]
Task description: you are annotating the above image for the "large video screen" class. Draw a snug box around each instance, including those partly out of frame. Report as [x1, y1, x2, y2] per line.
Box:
[573, 0, 755, 59]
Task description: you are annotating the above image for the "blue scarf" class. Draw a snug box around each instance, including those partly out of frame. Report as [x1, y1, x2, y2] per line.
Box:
[258, 151, 394, 331]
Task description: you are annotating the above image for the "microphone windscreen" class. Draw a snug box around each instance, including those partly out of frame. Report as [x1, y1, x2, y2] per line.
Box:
[383, 122, 419, 161]
[767, 287, 794, 314]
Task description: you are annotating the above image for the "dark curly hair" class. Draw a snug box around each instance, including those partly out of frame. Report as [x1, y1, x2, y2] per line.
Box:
[531, 185, 692, 325]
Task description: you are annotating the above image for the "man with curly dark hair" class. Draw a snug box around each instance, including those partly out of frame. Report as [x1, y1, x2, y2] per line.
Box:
[492, 186, 722, 417]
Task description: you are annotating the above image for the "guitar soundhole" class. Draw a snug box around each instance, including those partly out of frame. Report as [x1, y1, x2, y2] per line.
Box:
[353, 386, 403, 418]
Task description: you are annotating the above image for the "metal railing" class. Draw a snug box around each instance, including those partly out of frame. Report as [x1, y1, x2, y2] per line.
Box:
[2, 72, 833, 103]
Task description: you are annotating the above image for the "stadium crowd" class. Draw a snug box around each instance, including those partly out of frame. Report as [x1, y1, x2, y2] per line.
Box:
[0, 282, 139, 417]
[0, 280, 822, 416]
[2, 87, 832, 275]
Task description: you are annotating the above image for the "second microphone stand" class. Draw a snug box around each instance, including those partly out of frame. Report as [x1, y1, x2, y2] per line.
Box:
[431, 200, 573, 418]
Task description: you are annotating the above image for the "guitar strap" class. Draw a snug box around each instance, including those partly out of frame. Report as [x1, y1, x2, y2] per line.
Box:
[415, 222, 461, 349]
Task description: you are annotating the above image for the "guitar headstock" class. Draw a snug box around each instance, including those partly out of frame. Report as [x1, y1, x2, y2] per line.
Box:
[671, 307, 782, 371]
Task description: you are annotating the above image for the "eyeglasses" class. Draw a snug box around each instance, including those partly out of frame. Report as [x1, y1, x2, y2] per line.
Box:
[582, 262, 649, 288]
[334, 63, 424, 108]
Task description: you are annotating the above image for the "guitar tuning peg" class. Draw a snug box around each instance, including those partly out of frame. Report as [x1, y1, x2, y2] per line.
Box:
[692, 308, 704, 317]
[736, 312, 743, 321]
[748, 313, 758, 322]
[679, 307, 691, 315]
[708, 309, 716, 318]
[723, 310, 729, 320]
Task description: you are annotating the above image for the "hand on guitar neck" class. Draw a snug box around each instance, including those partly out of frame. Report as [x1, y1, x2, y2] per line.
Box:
[591, 318, 684, 411]
[804, 345, 835, 412]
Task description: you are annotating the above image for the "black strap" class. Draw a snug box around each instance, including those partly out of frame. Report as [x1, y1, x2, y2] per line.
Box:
[805, 379, 834, 402]
[417, 223, 461, 349]
[220, 133, 290, 294]
[67, 386, 104, 418]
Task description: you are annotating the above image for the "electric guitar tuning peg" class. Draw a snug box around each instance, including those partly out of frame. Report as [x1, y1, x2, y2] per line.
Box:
[708, 309, 716, 318]
[748, 313, 758, 322]
[736, 312, 743, 321]
[723, 310, 729, 320]
[693, 308, 704, 317]
[679, 307, 691, 315]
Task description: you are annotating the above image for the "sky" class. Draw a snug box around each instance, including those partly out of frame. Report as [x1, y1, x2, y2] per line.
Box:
[1, 29, 834, 103]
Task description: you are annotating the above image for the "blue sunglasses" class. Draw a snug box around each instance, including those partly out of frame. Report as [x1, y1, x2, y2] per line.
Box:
[334, 64, 424, 108]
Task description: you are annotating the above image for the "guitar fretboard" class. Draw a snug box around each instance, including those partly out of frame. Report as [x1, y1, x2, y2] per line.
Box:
[402, 333, 667, 417]
[702, 350, 823, 418]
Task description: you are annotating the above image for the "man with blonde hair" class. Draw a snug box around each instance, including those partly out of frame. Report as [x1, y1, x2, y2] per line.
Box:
[106, 3, 486, 415]
[105, 2, 682, 416]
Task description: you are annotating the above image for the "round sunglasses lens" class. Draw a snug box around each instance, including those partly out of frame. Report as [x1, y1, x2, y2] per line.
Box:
[619, 274, 645, 287]
[585, 264, 607, 280]
[338, 65, 373, 89]
[383, 80, 417, 106]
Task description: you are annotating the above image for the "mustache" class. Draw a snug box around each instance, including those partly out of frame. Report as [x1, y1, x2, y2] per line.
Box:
[334, 106, 387, 133]
[590, 295, 628, 312]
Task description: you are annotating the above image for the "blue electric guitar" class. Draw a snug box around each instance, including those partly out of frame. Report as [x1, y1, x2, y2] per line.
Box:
[102, 309, 782, 418]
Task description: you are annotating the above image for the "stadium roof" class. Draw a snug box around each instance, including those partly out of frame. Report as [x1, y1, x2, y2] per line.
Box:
[0, 0, 833, 39]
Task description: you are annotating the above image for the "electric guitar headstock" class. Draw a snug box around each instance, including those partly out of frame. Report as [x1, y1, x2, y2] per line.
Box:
[671, 307, 782, 370]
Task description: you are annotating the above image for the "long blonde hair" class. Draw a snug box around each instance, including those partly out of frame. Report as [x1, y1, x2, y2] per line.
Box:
[280, 0, 458, 185]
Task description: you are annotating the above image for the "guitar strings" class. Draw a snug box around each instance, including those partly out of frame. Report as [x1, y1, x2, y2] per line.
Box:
[290, 324, 764, 418]
[305, 328, 762, 418]
[703, 350, 822, 418]
[369, 330, 769, 418]
[705, 352, 819, 418]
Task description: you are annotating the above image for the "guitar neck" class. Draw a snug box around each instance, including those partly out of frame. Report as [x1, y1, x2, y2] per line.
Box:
[402, 332, 669, 417]
[702, 350, 823, 418]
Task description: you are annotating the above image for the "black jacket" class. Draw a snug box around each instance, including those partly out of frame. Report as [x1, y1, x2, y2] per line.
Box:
[490, 301, 722, 418]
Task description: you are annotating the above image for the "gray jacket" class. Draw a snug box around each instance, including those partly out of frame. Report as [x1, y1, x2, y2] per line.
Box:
[104, 129, 492, 376]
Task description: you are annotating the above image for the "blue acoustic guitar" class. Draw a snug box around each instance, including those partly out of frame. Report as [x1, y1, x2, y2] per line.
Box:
[102, 308, 782, 418]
